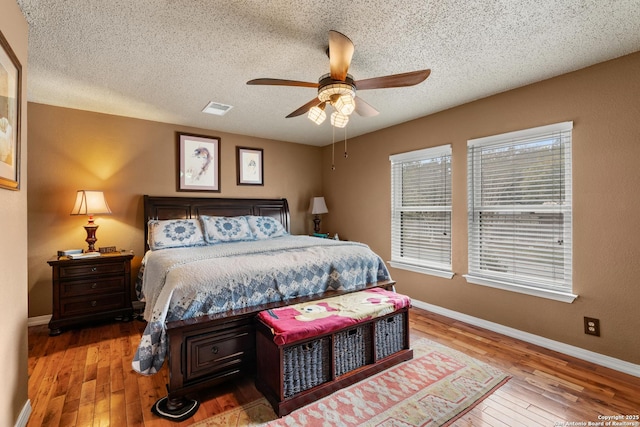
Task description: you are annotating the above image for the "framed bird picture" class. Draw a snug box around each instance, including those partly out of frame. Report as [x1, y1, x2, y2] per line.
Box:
[177, 132, 220, 192]
[236, 146, 263, 186]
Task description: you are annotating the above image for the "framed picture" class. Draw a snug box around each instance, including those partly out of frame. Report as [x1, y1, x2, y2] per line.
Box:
[0, 30, 22, 191]
[177, 133, 220, 192]
[236, 146, 263, 186]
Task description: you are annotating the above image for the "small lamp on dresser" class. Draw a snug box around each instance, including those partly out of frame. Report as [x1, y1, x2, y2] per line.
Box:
[309, 196, 328, 234]
[70, 190, 112, 252]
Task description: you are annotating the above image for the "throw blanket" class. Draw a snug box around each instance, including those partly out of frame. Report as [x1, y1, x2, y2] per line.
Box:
[258, 287, 411, 345]
[132, 236, 390, 375]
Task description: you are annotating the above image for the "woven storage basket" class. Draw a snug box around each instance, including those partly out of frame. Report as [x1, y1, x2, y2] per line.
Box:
[283, 336, 331, 398]
[334, 325, 373, 377]
[375, 312, 405, 360]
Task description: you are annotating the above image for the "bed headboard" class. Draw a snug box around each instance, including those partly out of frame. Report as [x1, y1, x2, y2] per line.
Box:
[143, 195, 290, 251]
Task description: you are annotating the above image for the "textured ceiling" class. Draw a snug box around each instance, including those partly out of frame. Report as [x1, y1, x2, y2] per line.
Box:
[16, 0, 640, 146]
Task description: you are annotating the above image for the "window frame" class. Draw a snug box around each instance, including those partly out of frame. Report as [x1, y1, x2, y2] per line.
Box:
[465, 122, 576, 303]
[389, 144, 454, 279]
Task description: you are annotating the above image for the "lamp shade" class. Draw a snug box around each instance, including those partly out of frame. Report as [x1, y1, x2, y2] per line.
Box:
[308, 104, 327, 125]
[309, 197, 328, 215]
[334, 94, 355, 116]
[70, 190, 112, 216]
[330, 111, 349, 128]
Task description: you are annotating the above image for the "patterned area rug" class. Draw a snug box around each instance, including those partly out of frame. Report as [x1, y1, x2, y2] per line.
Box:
[194, 338, 510, 427]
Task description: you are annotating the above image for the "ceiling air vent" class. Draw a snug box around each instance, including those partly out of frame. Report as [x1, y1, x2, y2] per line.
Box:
[202, 101, 233, 116]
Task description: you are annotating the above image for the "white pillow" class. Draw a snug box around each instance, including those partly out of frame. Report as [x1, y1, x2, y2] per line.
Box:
[200, 215, 256, 244]
[245, 215, 288, 240]
[147, 219, 206, 250]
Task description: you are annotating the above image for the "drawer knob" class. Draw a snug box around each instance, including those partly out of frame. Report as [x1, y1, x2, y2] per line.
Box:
[91, 300, 97, 307]
[91, 283, 98, 289]
[91, 267, 97, 272]
[211, 346, 219, 354]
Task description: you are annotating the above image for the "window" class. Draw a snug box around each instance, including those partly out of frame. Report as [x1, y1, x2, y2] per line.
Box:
[389, 145, 453, 278]
[466, 122, 575, 302]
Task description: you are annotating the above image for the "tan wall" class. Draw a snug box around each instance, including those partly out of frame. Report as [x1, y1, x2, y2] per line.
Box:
[26, 51, 640, 368]
[0, 0, 29, 423]
[322, 51, 640, 365]
[27, 103, 322, 317]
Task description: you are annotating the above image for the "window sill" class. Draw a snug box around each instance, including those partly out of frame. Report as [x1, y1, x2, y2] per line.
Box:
[388, 261, 454, 279]
[463, 275, 578, 303]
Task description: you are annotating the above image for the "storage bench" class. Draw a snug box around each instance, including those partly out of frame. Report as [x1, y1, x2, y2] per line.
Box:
[255, 288, 413, 416]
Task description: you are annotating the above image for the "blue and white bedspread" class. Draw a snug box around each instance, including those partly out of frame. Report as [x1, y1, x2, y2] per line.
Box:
[132, 235, 390, 375]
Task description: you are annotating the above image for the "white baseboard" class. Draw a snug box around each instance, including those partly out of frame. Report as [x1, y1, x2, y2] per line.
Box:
[412, 299, 640, 378]
[15, 400, 31, 427]
[27, 315, 51, 327]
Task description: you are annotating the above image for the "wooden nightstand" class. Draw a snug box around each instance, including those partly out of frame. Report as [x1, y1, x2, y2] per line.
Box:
[47, 253, 134, 336]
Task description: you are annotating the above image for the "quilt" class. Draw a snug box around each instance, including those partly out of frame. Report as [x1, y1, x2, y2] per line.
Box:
[132, 235, 390, 375]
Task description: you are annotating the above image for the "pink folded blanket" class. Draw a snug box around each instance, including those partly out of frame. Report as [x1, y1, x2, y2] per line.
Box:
[258, 288, 411, 345]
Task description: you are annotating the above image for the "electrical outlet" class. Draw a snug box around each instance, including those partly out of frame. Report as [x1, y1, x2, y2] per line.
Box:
[584, 317, 600, 336]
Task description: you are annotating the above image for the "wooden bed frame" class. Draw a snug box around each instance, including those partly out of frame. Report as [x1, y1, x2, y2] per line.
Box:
[142, 195, 396, 417]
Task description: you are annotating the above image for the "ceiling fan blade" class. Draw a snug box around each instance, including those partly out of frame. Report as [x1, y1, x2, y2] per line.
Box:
[286, 97, 322, 118]
[328, 30, 354, 81]
[355, 69, 431, 90]
[354, 96, 379, 117]
[247, 78, 318, 88]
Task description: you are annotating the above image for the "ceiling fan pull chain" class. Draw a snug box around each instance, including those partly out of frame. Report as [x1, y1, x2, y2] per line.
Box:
[344, 128, 348, 158]
[332, 126, 336, 170]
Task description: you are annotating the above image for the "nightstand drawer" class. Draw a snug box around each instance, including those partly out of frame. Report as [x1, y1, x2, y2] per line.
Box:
[61, 277, 126, 298]
[60, 293, 126, 317]
[59, 262, 126, 279]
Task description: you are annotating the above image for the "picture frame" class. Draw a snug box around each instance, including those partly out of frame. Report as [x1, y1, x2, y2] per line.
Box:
[177, 133, 220, 192]
[0, 29, 22, 191]
[237, 146, 264, 186]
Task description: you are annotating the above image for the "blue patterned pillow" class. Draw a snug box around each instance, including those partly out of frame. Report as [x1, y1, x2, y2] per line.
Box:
[200, 215, 256, 244]
[147, 219, 206, 250]
[245, 216, 288, 240]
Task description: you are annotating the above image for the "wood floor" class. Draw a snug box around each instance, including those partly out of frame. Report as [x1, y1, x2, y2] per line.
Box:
[27, 308, 640, 426]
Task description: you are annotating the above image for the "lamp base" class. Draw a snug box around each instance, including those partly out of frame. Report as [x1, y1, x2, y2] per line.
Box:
[84, 223, 99, 252]
[313, 215, 321, 234]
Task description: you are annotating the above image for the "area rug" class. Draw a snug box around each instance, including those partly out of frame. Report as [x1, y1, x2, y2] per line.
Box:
[194, 338, 510, 427]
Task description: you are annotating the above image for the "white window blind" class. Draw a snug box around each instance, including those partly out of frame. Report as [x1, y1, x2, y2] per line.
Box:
[466, 122, 575, 301]
[389, 145, 452, 278]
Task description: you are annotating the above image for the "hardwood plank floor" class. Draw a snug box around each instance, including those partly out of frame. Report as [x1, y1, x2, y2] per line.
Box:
[27, 308, 640, 426]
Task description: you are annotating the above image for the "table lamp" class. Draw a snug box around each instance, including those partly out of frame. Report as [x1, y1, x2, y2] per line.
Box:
[309, 196, 328, 234]
[70, 190, 112, 252]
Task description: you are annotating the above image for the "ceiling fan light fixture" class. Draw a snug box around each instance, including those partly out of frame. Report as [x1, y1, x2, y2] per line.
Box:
[331, 111, 349, 128]
[308, 103, 327, 125]
[317, 78, 356, 128]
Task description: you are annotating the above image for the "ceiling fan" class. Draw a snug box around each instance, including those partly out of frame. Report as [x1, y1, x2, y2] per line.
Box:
[247, 30, 431, 128]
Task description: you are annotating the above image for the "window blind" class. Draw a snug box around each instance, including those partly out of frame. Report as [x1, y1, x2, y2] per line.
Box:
[390, 145, 452, 276]
[467, 122, 573, 296]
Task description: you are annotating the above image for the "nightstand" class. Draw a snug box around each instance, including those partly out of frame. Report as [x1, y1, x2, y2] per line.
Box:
[47, 253, 134, 336]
